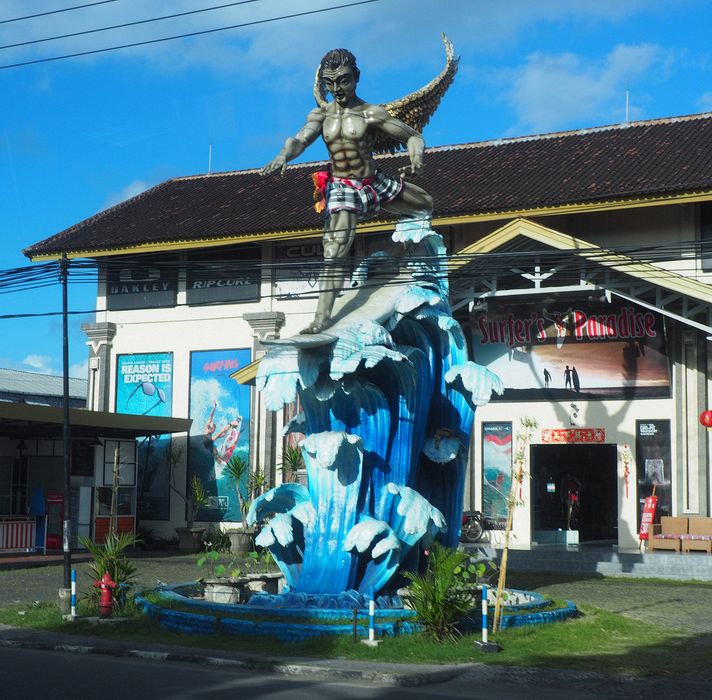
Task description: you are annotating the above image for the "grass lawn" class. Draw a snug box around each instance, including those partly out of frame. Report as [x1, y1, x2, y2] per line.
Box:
[0, 598, 709, 679]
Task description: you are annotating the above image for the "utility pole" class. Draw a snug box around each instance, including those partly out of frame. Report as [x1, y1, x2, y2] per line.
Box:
[60, 254, 72, 590]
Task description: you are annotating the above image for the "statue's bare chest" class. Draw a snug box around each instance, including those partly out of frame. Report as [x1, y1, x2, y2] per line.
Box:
[323, 111, 370, 144]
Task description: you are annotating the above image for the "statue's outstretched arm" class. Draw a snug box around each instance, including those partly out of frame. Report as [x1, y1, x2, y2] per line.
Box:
[262, 109, 324, 176]
[369, 106, 425, 176]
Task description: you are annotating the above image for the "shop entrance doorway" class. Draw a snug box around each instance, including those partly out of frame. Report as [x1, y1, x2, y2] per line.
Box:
[530, 444, 618, 543]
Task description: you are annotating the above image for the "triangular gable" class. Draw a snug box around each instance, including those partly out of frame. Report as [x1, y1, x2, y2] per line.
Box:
[456, 217, 712, 304]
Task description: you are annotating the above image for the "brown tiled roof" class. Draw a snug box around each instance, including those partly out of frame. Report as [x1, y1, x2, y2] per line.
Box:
[24, 112, 712, 258]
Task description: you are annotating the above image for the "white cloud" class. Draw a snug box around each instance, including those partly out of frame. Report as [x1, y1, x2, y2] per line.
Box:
[22, 354, 54, 373]
[104, 179, 151, 209]
[504, 43, 665, 134]
[0, 0, 651, 75]
[70, 360, 88, 379]
[697, 92, 712, 112]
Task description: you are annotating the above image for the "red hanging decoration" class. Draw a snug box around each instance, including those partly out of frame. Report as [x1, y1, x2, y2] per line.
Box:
[699, 410, 712, 430]
[622, 443, 631, 498]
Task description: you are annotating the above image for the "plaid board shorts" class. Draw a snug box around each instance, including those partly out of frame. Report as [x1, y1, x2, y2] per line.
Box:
[324, 169, 403, 220]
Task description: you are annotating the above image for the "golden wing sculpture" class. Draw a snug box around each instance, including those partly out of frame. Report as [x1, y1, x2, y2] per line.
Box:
[313, 34, 459, 154]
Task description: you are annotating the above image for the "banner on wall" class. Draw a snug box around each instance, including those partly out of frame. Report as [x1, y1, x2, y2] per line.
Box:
[188, 349, 252, 522]
[186, 247, 260, 305]
[116, 352, 173, 520]
[482, 422, 512, 529]
[636, 419, 672, 530]
[472, 294, 671, 401]
[106, 257, 178, 311]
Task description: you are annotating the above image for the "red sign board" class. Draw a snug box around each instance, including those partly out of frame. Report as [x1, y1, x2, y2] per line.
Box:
[541, 428, 605, 444]
[639, 495, 658, 541]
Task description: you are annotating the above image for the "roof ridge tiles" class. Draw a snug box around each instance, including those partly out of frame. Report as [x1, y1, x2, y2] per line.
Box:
[425, 110, 712, 153]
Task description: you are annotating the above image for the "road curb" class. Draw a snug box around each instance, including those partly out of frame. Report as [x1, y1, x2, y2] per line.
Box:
[0, 637, 469, 686]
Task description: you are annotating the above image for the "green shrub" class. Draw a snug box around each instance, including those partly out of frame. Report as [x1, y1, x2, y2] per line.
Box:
[402, 543, 476, 642]
[203, 526, 232, 553]
[79, 531, 139, 611]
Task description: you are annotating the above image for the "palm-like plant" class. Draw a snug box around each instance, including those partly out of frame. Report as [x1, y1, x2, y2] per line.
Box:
[224, 455, 265, 520]
[187, 474, 209, 528]
[79, 531, 139, 610]
[279, 445, 304, 483]
[402, 543, 474, 642]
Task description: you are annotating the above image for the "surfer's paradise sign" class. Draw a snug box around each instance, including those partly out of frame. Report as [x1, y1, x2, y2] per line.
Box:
[477, 305, 657, 349]
[472, 295, 671, 401]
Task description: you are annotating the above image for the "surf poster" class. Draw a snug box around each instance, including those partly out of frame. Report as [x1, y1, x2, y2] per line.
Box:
[482, 422, 512, 528]
[188, 349, 252, 522]
[116, 352, 173, 521]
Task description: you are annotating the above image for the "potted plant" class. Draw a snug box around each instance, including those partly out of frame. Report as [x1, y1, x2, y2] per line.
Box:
[223, 455, 264, 554]
[175, 474, 209, 553]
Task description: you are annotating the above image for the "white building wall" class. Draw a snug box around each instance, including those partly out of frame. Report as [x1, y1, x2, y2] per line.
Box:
[472, 396, 674, 550]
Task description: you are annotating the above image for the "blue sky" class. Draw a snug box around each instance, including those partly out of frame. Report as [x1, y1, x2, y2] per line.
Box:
[0, 0, 709, 380]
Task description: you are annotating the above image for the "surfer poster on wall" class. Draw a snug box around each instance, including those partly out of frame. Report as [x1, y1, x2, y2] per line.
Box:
[482, 422, 512, 529]
[187, 349, 252, 522]
[471, 294, 671, 401]
[116, 352, 173, 521]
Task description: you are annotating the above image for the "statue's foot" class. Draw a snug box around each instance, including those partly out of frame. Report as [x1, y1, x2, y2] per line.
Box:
[300, 316, 330, 335]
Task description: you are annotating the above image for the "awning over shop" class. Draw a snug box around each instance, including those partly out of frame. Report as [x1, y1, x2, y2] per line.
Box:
[0, 402, 191, 440]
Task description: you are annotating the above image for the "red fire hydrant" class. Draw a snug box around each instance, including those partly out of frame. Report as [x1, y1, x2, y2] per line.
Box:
[93, 572, 118, 618]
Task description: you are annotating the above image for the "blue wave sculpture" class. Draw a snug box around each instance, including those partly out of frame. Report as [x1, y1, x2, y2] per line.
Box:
[248, 226, 503, 599]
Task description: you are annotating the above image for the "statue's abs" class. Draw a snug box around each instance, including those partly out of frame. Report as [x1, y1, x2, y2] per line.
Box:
[323, 111, 375, 178]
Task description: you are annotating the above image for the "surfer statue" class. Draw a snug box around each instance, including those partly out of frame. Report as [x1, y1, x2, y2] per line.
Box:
[262, 36, 458, 333]
[250, 37, 504, 601]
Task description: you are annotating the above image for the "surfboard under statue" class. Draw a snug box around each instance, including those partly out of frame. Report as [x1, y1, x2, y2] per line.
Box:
[262, 270, 414, 349]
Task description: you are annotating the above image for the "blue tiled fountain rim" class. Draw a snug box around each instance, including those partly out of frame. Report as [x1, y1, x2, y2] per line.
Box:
[135, 583, 578, 641]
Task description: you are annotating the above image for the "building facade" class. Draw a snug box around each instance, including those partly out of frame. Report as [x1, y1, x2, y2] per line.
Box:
[24, 112, 712, 550]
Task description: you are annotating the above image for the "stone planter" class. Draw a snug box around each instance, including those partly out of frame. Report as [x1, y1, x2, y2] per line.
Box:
[203, 572, 284, 604]
[203, 579, 245, 604]
[244, 572, 283, 595]
[175, 527, 206, 554]
[227, 528, 256, 554]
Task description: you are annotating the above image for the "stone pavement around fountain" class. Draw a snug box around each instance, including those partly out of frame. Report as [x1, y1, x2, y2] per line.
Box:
[506, 571, 712, 636]
[1, 550, 711, 635]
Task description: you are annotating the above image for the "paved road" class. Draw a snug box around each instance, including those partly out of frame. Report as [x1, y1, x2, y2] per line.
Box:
[1, 646, 709, 700]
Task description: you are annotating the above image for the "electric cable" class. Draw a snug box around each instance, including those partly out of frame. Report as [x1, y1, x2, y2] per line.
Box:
[0, 1, 118, 26]
[3, 236, 712, 321]
[0, 0, 384, 70]
[0, 0, 264, 52]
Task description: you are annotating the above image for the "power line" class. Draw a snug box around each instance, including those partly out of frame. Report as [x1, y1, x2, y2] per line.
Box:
[0, 0, 383, 70]
[0, 1, 118, 26]
[0, 0, 263, 52]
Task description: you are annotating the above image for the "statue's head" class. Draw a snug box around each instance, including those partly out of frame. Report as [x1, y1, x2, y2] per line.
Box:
[320, 49, 360, 81]
[319, 49, 359, 106]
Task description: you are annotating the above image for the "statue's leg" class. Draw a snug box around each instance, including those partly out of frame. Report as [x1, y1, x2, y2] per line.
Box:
[302, 209, 357, 334]
[385, 181, 433, 219]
